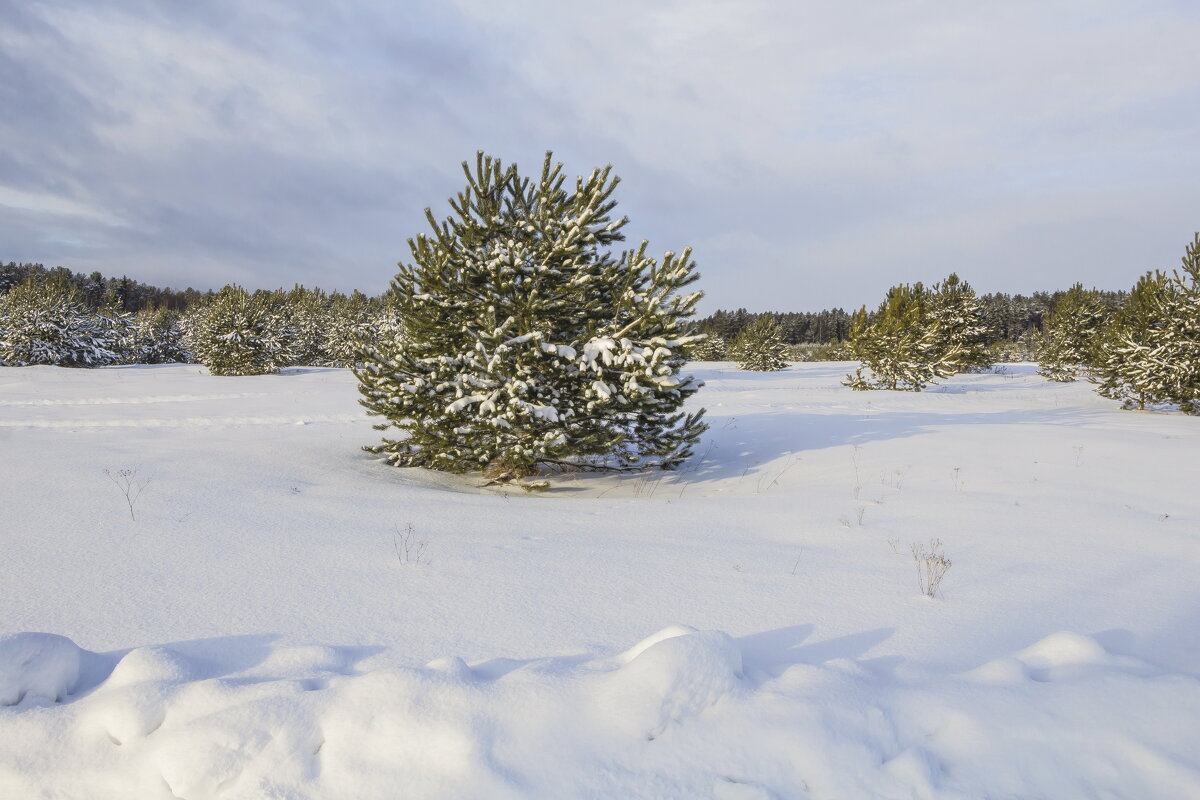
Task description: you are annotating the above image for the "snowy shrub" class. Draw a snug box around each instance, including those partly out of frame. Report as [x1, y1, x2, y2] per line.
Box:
[354, 152, 707, 479]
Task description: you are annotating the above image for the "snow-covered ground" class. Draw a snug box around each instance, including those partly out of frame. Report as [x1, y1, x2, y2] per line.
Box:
[1, 362, 1198, 799]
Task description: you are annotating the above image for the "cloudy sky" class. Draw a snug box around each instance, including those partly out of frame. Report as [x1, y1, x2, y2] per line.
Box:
[3, 0, 1199, 312]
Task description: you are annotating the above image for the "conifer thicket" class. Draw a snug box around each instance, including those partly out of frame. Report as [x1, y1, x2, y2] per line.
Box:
[843, 283, 960, 391]
[1090, 234, 1200, 413]
[1035, 284, 1109, 382]
[354, 152, 707, 479]
[0, 275, 118, 367]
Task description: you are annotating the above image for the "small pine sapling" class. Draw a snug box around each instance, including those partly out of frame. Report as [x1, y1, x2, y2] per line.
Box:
[354, 152, 707, 479]
[732, 316, 789, 371]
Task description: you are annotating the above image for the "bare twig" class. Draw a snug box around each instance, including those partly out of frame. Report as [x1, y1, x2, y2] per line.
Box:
[104, 467, 151, 521]
[393, 523, 430, 566]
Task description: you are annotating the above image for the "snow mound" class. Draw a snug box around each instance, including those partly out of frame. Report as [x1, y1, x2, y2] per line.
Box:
[0, 632, 82, 706]
[965, 631, 1153, 684]
[1, 625, 1199, 798]
[601, 625, 743, 739]
[105, 645, 194, 687]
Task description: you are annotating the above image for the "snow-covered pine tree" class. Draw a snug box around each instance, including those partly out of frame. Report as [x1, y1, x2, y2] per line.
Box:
[929, 273, 991, 372]
[130, 306, 189, 364]
[1160, 232, 1200, 413]
[283, 286, 332, 366]
[354, 152, 707, 479]
[1096, 234, 1198, 413]
[686, 332, 727, 361]
[184, 285, 295, 376]
[1035, 284, 1108, 382]
[1089, 271, 1174, 410]
[732, 316, 788, 371]
[0, 275, 117, 367]
[843, 283, 959, 391]
[95, 287, 137, 364]
[323, 291, 375, 367]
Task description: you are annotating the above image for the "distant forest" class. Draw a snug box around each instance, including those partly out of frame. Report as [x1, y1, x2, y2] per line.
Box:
[696, 287, 1125, 345]
[0, 261, 210, 312]
[1, 259, 1124, 345]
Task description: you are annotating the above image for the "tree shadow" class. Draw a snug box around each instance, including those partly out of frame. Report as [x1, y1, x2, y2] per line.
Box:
[677, 406, 1107, 486]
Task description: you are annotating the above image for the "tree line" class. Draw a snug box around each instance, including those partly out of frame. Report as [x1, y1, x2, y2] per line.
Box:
[3, 233, 1196, 416]
[0, 261, 207, 312]
[695, 288, 1125, 347]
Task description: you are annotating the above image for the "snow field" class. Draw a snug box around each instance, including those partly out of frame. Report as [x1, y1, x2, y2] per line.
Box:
[1, 362, 1198, 798]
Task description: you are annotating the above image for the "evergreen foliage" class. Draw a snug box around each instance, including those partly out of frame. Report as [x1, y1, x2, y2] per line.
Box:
[354, 152, 707, 479]
[130, 306, 188, 364]
[0, 261, 207, 312]
[685, 333, 727, 361]
[0, 275, 117, 367]
[732, 316, 789, 371]
[843, 283, 959, 391]
[184, 286, 295, 376]
[282, 286, 332, 367]
[698, 307, 852, 345]
[1035, 284, 1109, 382]
[323, 292, 376, 367]
[1091, 235, 1200, 412]
[929, 273, 991, 372]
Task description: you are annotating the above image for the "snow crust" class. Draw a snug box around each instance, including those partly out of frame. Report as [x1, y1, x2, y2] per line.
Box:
[1, 362, 1198, 797]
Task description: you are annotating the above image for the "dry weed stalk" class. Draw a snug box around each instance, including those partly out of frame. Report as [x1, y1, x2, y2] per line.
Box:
[911, 538, 952, 598]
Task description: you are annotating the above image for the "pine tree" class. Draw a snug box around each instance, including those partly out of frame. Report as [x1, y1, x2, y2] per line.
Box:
[843, 283, 959, 391]
[929, 273, 991, 372]
[1089, 271, 1172, 409]
[686, 333, 727, 361]
[184, 285, 295, 376]
[283, 286, 332, 366]
[95, 287, 137, 363]
[1093, 235, 1200, 413]
[1158, 233, 1200, 413]
[0, 275, 117, 367]
[354, 152, 707, 479]
[130, 306, 189, 364]
[323, 291, 375, 367]
[1035, 284, 1108, 382]
[732, 316, 788, 371]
